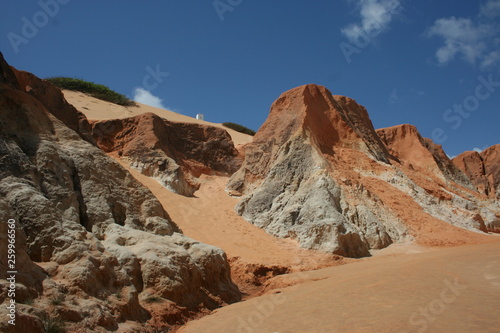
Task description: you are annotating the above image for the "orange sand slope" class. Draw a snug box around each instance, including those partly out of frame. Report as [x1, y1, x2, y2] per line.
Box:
[62, 89, 253, 146]
[113, 158, 342, 271]
[180, 240, 500, 333]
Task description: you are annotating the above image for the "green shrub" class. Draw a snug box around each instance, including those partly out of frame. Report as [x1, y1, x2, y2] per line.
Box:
[50, 294, 65, 306]
[42, 315, 65, 333]
[114, 290, 123, 300]
[222, 122, 256, 136]
[144, 295, 163, 304]
[47, 77, 136, 106]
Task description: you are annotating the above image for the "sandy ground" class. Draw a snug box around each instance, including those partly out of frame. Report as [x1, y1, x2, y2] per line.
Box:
[63, 89, 253, 147]
[180, 240, 500, 333]
[112, 159, 346, 272]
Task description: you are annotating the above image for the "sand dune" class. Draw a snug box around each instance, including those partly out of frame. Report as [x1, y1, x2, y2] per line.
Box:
[62, 89, 253, 147]
[180, 239, 500, 333]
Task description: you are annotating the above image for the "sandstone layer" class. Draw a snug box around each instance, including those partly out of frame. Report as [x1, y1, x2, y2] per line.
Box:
[91, 113, 241, 196]
[453, 144, 500, 200]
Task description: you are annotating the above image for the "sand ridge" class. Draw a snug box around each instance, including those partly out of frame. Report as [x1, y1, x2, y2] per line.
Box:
[62, 89, 253, 147]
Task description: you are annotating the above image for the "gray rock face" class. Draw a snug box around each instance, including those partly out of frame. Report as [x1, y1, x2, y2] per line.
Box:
[0, 53, 240, 332]
[234, 135, 406, 258]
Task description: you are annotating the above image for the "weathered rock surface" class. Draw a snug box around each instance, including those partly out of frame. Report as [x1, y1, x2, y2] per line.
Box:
[453, 144, 500, 199]
[228, 85, 409, 257]
[0, 53, 240, 332]
[228, 84, 390, 195]
[229, 84, 499, 257]
[91, 113, 241, 196]
[377, 124, 472, 187]
[13, 69, 95, 145]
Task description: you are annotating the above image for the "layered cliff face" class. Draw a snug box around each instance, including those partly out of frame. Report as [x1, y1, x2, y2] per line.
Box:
[376, 125, 499, 234]
[91, 113, 241, 196]
[0, 54, 240, 332]
[13, 69, 95, 145]
[228, 85, 406, 257]
[453, 145, 500, 200]
[228, 84, 498, 257]
[377, 124, 472, 187]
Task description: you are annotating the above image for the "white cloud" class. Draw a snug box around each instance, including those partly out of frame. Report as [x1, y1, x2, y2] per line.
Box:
[341, 0, 401, 42]
[481, 50, 500, 68]
[473, 147, 484, 153]
[427, 17, 490, 65]
[427, 2, 500, 69]
[132, 88, 166, 109]
[480, 0, 500, 18]
[389, 88, 398, 104]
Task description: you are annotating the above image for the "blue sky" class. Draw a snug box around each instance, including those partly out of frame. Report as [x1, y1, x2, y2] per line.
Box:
[1, 0, 499, 157]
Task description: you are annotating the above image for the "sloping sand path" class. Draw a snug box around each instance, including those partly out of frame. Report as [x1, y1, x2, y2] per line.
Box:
[180, 240, 500, 333]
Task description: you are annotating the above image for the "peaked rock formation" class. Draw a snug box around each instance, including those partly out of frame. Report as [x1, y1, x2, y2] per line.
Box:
[228, 85, 407, 257]
[228, 84, 390, 195]
[0, 53, 240, 332]
[91, 113, 241, 196]
[228, 84, 498, 257]
[453, 145, 500, 199]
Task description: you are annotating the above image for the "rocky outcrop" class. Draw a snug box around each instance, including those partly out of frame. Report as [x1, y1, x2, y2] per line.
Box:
[481, 145, 500, 199]
[228, 85, 408, 257]
[228, 84, 390, 196]
[0, 53, 240, 332]
[91, 113, 241, 196]
[377, 124, 472, 187]
[450, 145, 500, 232]
[13, 69, 95, 145]
[228, 84, 499, 257]
[453, 145, 500, 199]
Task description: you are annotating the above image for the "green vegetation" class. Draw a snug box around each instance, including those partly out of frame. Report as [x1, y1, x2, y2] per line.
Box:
[47, 77, 136, 106]
[114, 290, 123, 300]
[50, 294, 65, 306]
[144, 295, 163, 304]
[42, 315, 65, 333]
[222, 122, 256, 136]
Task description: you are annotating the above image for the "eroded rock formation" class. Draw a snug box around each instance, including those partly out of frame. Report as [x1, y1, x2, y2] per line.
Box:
[453, 145, 500, 200]
[228, 84, 499, 257]
[91, 113, 241, 196]
[0, 53, 240, 333]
